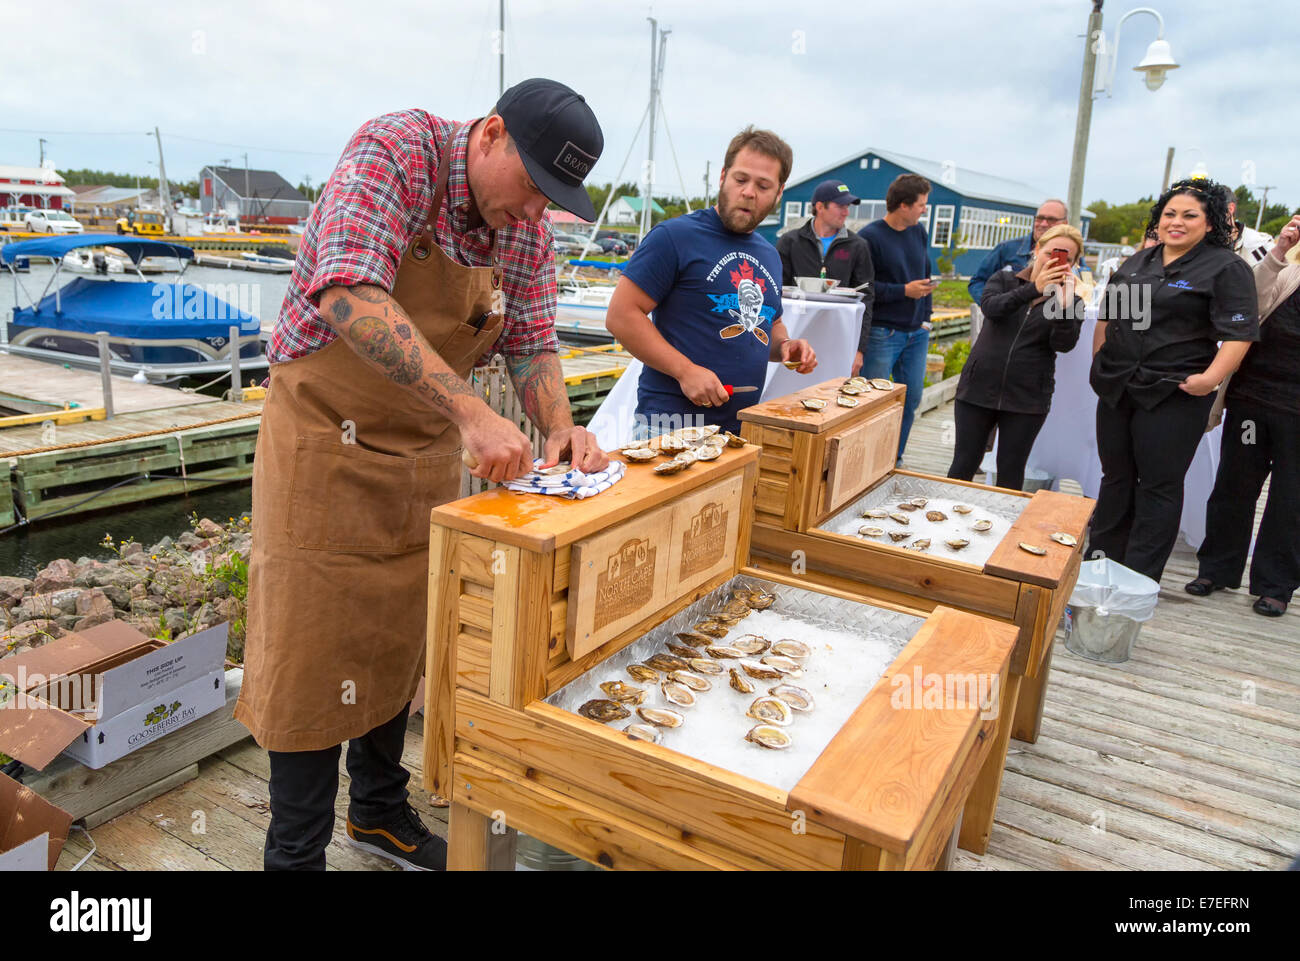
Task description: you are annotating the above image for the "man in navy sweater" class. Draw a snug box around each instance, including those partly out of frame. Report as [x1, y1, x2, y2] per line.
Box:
[858, 173, 937, 463]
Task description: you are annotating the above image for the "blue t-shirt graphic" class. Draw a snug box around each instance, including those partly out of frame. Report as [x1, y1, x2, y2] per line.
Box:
[621, 207, 784, 434]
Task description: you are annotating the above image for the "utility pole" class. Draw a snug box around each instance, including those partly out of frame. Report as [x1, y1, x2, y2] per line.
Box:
[703, 160, 710, 209]
[152, 127, 172, 231]
[243, 152, 250, 225]
[498, 0, 505, 98]
[1066, 0, 1105, 230]
[1161, 146, 1174, 193]
[1255, 185, 1276, 232]
[38, 138, 47, 166]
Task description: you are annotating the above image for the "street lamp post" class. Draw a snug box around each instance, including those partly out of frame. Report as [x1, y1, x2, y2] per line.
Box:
[1066, 2, 1178, 229]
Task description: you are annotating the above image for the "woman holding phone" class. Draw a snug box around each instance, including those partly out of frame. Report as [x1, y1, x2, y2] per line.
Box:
[947, 224, 1086, 490]
[1187, 215, 1300, 617]
[1088, 179, 1260, 583]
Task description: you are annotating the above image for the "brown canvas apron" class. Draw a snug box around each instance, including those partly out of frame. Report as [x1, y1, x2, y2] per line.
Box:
[234, 124, 503, 752]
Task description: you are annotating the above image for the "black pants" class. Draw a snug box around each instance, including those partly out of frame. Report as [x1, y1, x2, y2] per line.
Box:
[948, 400, 1048, 492]
[1090, 388, 1214, 582]
[1197, 401, 1300, 603]
[264, 703, 411, 871]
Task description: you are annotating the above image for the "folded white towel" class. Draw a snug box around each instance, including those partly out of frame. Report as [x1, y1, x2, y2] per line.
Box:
[504, 459, 626, 499]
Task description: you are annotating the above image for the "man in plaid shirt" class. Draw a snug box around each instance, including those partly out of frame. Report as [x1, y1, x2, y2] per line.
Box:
[271, 81, 608, 481]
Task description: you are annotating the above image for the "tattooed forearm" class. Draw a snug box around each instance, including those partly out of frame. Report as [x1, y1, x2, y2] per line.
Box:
[506, 351, 573, 435]
[320, 285, 482, 420]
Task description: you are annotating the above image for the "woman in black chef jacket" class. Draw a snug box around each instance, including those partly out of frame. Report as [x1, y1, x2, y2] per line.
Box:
[948, 224, 1086, 490]
[1089, 179, 1260, 583]
[1188, 215, 1300, 617]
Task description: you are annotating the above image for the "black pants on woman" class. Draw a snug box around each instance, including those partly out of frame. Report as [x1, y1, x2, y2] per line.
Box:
[1196, 401, 1300, 603]
[1090, 388, 1214, 582]
[947, 400, 1049, 492]
[264, 702, 411, 870]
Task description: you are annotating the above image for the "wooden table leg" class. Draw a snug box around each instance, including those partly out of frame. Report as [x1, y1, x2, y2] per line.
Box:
[958, 671, 1022, 855]
[937, 811, 964, 870]
[1012, 641, 1055, 744]
[447, 802, 518, 871]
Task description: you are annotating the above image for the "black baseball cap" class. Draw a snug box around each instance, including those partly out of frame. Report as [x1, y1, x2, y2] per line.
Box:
[495, 78, 604, 221]
[812, 179, 860, 206]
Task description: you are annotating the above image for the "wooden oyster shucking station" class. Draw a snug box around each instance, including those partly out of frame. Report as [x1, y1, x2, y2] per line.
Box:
[422, 386, 1049, 870]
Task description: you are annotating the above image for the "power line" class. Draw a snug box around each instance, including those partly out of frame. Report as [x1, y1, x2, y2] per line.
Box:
[0, 127, 334, 157]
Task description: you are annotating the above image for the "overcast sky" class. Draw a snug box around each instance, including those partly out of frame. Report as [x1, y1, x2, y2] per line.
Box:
[3, 0, 1296, 215]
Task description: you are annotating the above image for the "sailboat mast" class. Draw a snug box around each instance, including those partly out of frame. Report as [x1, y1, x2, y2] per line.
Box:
[499, 0, 506, 98]
[640, 18, 659, 242]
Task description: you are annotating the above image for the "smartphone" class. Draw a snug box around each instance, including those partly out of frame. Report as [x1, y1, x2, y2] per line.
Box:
[1046, 249, 1069, 269]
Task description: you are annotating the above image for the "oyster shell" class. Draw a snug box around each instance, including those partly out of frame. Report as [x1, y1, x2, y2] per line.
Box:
[636, 707, 684, 728]
[694, 620, 730, 638]
[645, 652, 690, 673]
[971, 519, 993, 532]
[952, 504, 973, 514]
[688, 657, 725, 675]
[731, 633, 771, 655]
[801, 398, 827, 411]
[759, 655, 803, 677]
[870, 378, 894, 390]
[693, 445, 722, 461]
[660, 680, 697, 707]
[647, 650, 696, 671]
[677, 426, 711, 442]
[747, 696, 794, 726]
[836, 396, 859, 408]
[622, 447, 659, 462]
[599, 680, 646, 704]
[729, 668, 757, 693]
[745, 725, 793, 750]
[1019, 542, 1048, 556]
[704, 645, 745, 659]
[657, 437, 689, 454]
[1051, 531, 1078, 546]
[730, 588, 754, 604]
[769, 684, 815, 712]
[858, 525, 886, 538]
[862, 508, 888, 519]
[653, 459, 689, 475]
[740, 660, 784, 680]
[536, 463, 572, 476]
[849, 376, 871, 387]
[668, 670, 712, 692]
[889, 512, 911, 525]
[771, 639, 812, 661]
[627, 664, 660, 682]
[925, 510, 947, 522]
[665, 640, 701, 659]
[888, 530, 912, 543]
[909, 496, 929, 508]
[673, 631, 713, 648]
[579, 699, 631, 723]
[896, 502, 919, 512]
[945, 538, 970, 551]
[723, 431, 746, 448]
[723, 598, 752, 618]
[906, 538, 931, 551]
[673, 450, 698, 465]
[745, 590, 776, 611]
[623, 723, 661, 744]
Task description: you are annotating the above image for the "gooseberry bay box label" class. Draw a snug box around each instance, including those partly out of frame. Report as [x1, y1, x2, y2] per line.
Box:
[566, 473, 745, 660]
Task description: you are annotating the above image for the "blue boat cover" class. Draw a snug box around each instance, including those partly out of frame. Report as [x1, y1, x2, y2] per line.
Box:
[13, 277, 259, 338]
[565, 259, 626, 271]
[0, 233, 194, 265]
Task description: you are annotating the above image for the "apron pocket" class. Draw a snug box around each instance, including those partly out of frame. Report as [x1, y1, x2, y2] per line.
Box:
[286, 437, 460, 553]
[434, 314, 505, 374]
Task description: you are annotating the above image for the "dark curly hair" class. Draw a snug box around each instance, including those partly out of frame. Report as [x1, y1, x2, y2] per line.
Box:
[1145, 179, 1234, 249]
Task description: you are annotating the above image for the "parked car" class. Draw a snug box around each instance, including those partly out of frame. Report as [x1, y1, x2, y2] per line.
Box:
[23, 209, 84, 234]
[597, 237, 628, 255]
[551, 231, 588, 256]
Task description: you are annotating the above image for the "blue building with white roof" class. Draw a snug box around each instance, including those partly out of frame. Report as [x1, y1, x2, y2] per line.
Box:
[757, 147, 1093, 277]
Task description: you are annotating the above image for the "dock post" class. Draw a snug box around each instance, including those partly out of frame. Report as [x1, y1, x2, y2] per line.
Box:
[96, 331, 115, 420]
[229, 326, 242, 403]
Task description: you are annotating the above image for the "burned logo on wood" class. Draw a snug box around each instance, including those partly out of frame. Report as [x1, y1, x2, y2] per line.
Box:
[679, 502, 728, 579]
[594, 538, 657, 631]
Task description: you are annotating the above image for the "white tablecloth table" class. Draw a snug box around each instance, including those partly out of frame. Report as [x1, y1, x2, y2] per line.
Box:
[588, 297, 865, 450]
[1011, 305, 1221, 550]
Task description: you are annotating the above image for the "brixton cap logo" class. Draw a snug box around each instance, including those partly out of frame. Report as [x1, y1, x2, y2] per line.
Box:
[495, 77, 604, 222]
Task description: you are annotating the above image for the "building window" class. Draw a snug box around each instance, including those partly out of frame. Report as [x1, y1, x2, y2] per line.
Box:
[872, 159, 880, 169]
[783, 201, 804, 229]
[954, 207, 1033, 249]
[845, 199, 887, 233]
[932, 205, 955, 247]
[860, 158, 870, 169]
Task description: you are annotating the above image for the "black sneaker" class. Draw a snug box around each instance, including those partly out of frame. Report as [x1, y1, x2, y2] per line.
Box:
[346, 802, 447, 871]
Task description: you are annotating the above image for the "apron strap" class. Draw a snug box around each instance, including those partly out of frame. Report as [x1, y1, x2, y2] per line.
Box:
[410, 119, 499, 284]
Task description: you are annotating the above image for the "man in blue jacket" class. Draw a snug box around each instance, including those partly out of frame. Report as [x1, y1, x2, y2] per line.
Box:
[858, 174, 936, 464]
[967, 198, 1069, 302]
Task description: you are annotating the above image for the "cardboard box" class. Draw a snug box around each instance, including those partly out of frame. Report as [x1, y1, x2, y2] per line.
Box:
[0, 620, 227, 771]
[0, 770, 72, 870]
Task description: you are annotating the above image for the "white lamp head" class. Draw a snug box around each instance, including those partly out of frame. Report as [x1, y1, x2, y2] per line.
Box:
[1135, 38, 1179, 91]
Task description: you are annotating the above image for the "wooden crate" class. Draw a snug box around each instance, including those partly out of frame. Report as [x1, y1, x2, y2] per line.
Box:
[424, 443, 1019, 870]
[738, 379, 1094, 854]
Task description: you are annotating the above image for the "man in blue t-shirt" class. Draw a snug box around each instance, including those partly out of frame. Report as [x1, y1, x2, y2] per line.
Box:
[858, 173, 937, 464]
[607, 127, 817, 436]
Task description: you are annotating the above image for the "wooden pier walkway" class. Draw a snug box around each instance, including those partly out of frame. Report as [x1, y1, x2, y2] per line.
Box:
[46, 397, 1299, 872]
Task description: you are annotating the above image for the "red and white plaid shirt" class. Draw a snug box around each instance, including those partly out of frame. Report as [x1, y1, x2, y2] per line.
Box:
[269, 110, 559, 363]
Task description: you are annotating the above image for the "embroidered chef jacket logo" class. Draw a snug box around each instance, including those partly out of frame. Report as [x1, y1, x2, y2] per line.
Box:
[679, 502, 728, 578]
[594, 538, 656, 631]
[705, 256, 777, 345]
[1230, 313, 1247, 323]
[1166, 279, 1194, 290]
[553, 141, 595, 180]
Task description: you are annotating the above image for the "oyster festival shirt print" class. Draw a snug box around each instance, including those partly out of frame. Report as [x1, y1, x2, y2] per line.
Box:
[624, 207, 783, 427]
